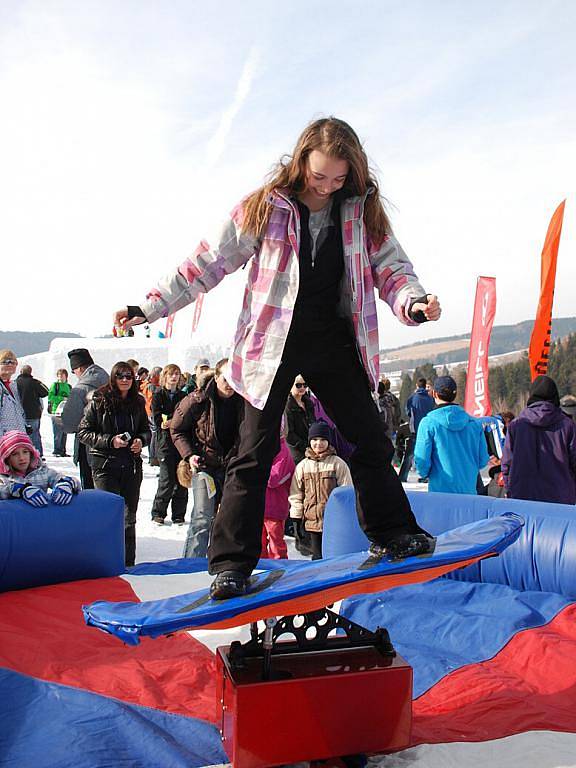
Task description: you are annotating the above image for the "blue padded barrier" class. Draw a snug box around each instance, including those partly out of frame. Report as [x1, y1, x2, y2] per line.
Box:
[0, 490, 126, 592]
[323, 487, 576, 599]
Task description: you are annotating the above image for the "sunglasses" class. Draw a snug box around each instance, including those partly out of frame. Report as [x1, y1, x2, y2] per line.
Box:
[0, 359, 17, 365]
[115, 373, 134, 381]
[295, 382, 307, 389]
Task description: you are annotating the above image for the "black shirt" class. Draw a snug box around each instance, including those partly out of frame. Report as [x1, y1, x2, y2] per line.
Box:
[294, 199, 344, 313]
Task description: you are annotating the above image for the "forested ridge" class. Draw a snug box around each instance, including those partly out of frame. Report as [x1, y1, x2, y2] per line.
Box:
[398, 333, 576, 414]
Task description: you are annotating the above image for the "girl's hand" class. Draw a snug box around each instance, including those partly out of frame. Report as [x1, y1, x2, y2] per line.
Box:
[130, 438, 143, 454]
[112, 435, 129, 449]
[411, 294, 441, 322]
[113, 307, 146, 330]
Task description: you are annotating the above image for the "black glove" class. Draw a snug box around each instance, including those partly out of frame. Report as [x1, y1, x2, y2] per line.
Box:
[408, 295, 430, 324]
[127, 305, 147, 321]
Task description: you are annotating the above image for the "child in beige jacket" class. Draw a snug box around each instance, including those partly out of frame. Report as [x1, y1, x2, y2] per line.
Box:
[289, 421, 352, 559]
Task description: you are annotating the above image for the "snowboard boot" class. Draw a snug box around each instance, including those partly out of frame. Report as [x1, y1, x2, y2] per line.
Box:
[210, 571, 249, 600]
[369, 533, 435, 560]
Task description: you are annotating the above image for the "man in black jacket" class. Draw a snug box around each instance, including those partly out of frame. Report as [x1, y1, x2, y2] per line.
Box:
[16, 365, 49, 455]
[170, 359, 243, 557]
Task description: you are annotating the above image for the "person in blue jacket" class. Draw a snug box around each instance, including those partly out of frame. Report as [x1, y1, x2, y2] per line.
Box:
[414, 375, 489, 494]
[398, 377, 435, 482]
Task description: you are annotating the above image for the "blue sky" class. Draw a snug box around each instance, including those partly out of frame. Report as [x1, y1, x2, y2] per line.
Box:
[1, 0, 575, 350]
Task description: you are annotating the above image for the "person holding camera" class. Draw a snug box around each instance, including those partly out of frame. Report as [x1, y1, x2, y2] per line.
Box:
[78, 361, 150, 566]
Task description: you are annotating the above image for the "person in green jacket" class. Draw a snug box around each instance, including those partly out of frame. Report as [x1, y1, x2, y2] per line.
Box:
[48, 369, 71, 456]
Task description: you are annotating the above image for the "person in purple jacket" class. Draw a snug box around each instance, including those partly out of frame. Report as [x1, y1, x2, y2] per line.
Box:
[113, 117, 442, 598]
[501, 375, 576, 505]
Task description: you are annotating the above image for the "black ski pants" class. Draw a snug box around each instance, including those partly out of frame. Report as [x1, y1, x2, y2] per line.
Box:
[76, 439, 94, 490]
[208, 314, 423, 576]
[150, 448, 188, 522]
[93, 461, 143, 567]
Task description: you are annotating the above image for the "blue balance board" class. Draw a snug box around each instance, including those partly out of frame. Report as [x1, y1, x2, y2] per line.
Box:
[83, 513, 523, 645]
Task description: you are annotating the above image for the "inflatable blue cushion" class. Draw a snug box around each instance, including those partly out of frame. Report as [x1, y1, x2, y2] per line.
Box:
[323, 487, 576, 599]
[0, 489, 125, 592]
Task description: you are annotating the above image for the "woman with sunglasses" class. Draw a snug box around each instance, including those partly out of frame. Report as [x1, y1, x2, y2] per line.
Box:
[113, 117, 441, 597]
[284, 375, 315, 555]
[0, 350, 27, 438]
[285, 376, 315, 465]
[78, 361, 150, 566]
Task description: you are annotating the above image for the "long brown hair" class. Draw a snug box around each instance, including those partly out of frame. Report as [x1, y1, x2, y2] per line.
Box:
[99, 361, 141, 404]
[242, 117, 391, 246]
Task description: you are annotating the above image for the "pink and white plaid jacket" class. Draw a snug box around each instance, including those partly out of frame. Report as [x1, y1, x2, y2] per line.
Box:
[141, 189, 426, 410]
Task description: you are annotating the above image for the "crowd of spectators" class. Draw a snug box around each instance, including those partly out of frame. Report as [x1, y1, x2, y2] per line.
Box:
[1, 344, 575, 568]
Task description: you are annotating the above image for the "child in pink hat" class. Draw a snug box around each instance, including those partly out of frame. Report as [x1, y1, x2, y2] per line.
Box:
[0, 430, 80, 507]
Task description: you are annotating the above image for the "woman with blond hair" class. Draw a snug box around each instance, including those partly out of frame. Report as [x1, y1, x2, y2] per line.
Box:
[114, 117, 442, 597]
[0, 350, 27, 437]
[150, 364, 188, 525]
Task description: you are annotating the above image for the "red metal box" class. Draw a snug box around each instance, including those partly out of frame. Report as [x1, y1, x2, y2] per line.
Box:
[216, 644, 412, 768]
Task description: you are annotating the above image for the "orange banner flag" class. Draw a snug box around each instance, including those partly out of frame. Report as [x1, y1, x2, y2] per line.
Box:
[528, 200, 566, 380]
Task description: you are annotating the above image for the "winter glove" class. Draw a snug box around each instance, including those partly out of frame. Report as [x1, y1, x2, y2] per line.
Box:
[408, 295, 429, 324]
[11, 482, 50, 507]
[176, 459, 193, 488]
[51, 477, 78, 506]
[61, 475, 80, 491]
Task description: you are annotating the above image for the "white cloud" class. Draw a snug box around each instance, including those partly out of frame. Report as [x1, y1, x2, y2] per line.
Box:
[204, 46, 261, 168]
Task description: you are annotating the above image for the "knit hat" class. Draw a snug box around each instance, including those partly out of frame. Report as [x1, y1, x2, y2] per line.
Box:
[68, 348, 94, 370]
[0, 430, 41, 473]
[308, 421, 331, 442]
[433, 375, 457, 400]
[560, 394, 576, 416]
[527, 375, 560, 407]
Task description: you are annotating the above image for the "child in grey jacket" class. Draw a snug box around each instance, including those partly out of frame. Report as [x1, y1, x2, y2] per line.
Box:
[0, 430, 80, 507]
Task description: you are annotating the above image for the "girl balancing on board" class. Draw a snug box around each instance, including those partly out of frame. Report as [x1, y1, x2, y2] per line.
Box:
[113, 117, 441, 598]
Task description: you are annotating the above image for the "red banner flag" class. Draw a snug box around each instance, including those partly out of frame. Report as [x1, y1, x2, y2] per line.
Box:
[528, 200, 566, 380]
[191, 293, 204, 335]
[164, 314, 175, 339]
[464, 276, 497, 417]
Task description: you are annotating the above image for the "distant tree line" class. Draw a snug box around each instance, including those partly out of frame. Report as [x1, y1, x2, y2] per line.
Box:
[397, 333, 576, 416]
[382, 317, 576, 373]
